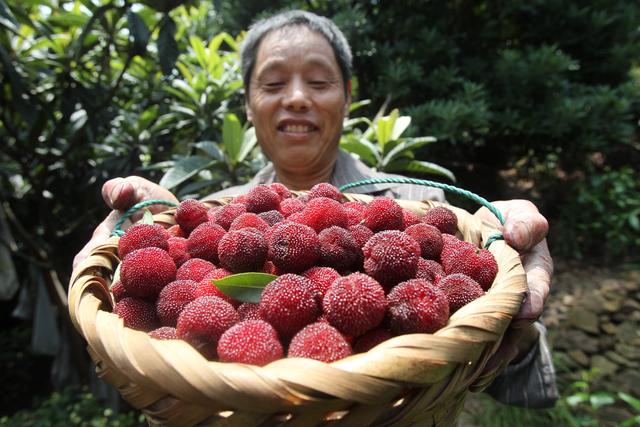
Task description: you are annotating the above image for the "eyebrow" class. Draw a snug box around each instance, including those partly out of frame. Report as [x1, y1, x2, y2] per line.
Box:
[254, 54, 340, 80]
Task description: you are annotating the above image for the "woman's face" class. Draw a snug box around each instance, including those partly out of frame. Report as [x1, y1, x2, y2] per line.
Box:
[246, 26, 350, 175]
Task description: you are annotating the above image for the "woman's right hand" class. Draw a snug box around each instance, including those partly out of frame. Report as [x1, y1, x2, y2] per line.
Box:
[72, 176, 179, 270]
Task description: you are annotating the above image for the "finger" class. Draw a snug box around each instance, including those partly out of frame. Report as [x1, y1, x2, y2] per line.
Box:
[502, 201, 548, 252]
[102, 177, 136, 210]
[512, 241, 553, 328]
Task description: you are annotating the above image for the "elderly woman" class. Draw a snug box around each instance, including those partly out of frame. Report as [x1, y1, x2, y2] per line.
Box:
[74, 10, 557, 408]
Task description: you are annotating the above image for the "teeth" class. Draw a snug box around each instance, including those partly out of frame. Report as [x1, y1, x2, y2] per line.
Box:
[283, 124, 313, 133]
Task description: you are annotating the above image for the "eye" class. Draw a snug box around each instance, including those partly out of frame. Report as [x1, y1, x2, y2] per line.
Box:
[309, 80, 329, 89]
[263, 82, 284, 91]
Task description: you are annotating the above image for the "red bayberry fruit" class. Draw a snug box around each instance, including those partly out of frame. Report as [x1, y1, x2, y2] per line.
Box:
[258, 274, 320, 339]
[423, 206, 458, 235]
[386, 279, 449, 334]
[175, 199, 209, 234]
[268, 222, 320, 273]
[363, 230, 421, 287]
[155, 279, 197, 327]
[217, 320, 284, 366]
[114, 297, 159, 332]
[322, 272, 386, 337]
[437, 273, 484, 312]
[218, 228, 268, 273]
[288, 322, 352, 363]
[363, 197, 405, 232]
[120, 247, 176, 299]
[118, 223, 169, 259]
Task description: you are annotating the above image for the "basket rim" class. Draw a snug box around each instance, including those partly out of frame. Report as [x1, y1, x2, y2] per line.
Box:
[68, 193, 527, 417]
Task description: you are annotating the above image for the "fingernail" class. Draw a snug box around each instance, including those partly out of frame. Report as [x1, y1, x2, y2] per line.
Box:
[109, 183, 124, 206]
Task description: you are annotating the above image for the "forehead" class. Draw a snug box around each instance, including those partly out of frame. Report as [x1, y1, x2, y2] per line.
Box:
[254, 25, 340, 75]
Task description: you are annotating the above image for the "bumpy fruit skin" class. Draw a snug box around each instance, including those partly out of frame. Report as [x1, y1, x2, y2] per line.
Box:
[269, 182, 292, 200]
[155, 279, 197, 327]
[353, 328, 393, 353]
[114, 297, 159, 332]
[245, 184, 280, 213]
[175, 199, 209, 233]
[268, 222, 320, 273]
[218, 228, 268, 273]
[415, 258, 445, 282]
[167, 236, 191, 266]
[440, 234, 474, 268]
[258, 274, 320, 339]
[111, 280, 128, 303]
[194, 273, 238, 308]
[213, 203, 246, 230]
[307, 183, 344, 202]
[288, 322, 352, 363]
[166, 224, 185, 238]
[278, 197, 306, 218]
[149, 326, 178, 340]
[348, 224, 374, 249]
[229, 213, 270, 233]
[301, 197, 348, 232]
[187, 222, 226, 262]
[363, 231, 421, 287]
[176, 296, 240, 359]
[176, 258, 215, 282]
[217, 320, 284, 366]
[302, 266, 341, 302]
[318, 226, 361, 272]
[423, 206, 458, 235]
[437, 273, 484, 312]
[120, 247, 177, 299]
[386, 279, 450, 334]
[322, 272, 386, 337]
[237, 302, 262, 320]
[402, 209, 422, 229]
[405, 223, 443, 260]
[258, 210, 284, 226]
[363, 197, 405, 232]
[444, 246, 498, 291]
[118, 223, 169, 259]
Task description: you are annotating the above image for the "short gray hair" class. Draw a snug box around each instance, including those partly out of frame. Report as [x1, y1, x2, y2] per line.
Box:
[240, 10, 353, 97]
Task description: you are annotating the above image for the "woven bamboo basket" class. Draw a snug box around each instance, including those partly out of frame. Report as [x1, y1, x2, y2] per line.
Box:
[68, 193, 527, 427]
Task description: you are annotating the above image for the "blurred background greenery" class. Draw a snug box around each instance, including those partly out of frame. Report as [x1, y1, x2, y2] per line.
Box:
[1, 0, 639, 425]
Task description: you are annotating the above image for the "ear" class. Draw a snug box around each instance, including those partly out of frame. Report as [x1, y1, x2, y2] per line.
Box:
[344, 80, 352, 117]
[245, 100, 254, 123]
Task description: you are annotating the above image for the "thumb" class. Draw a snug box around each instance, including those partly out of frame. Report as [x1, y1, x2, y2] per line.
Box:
[101, 176, 179, 212]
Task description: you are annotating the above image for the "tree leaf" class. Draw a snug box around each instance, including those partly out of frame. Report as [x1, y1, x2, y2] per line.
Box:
[190, 35, 208, 69]
[382, 137, 437, 167]
[391, 115, 411, 141]
[340, 136, 379, 167]
[159, 156, 216, 190]
[386, 159, 456, 182]
[589, 392, 615, 409]
[222, 113, 243, 164]
[194, 141, 225, 161]
[618, 392, 640, 411]
[237, 126, 257, 164]
[212, 272, 278, 303]
[158, 16, 178, 75]
[126, 9, 150, 56]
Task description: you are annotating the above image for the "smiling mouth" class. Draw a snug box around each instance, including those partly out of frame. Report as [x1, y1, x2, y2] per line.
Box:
[279, 124, 317, 133]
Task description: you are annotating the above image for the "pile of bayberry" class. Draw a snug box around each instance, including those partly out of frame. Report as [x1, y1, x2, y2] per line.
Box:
[112, 183, 498, 366]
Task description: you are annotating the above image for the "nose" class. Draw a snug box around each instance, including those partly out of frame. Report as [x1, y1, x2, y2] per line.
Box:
[283, 77, 311, 112]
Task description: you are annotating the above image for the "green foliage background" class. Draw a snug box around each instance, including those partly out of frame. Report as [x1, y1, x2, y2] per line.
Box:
[1, 0, 639, 421]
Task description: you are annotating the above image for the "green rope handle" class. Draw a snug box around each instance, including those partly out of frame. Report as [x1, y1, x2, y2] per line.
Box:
[339, 177, 504, 248]
[111, 199, 178, 237]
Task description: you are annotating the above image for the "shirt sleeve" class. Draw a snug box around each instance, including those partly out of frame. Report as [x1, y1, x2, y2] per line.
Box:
[485, 321, 559, 408]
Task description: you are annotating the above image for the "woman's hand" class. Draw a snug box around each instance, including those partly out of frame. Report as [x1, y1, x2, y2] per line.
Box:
[72, 177, 179, 270]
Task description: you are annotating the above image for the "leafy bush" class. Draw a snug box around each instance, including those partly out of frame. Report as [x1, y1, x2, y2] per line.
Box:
[0, 387, 144, 427]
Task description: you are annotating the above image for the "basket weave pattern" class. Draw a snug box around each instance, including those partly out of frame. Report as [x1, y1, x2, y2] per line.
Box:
[69, 194, 527, 427]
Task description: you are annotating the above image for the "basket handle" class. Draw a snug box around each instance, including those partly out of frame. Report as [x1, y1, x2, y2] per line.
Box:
[339, 177, 504, 248]
[110, 199, 178, 237]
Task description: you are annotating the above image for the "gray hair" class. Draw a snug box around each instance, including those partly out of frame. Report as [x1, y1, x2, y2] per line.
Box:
[240, 10, 353, 97]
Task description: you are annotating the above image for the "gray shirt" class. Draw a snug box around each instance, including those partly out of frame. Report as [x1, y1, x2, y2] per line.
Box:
[209, 149, 558, 408]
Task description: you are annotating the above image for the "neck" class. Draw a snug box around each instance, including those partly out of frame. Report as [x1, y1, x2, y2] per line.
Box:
[273, 158, 336, 191]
